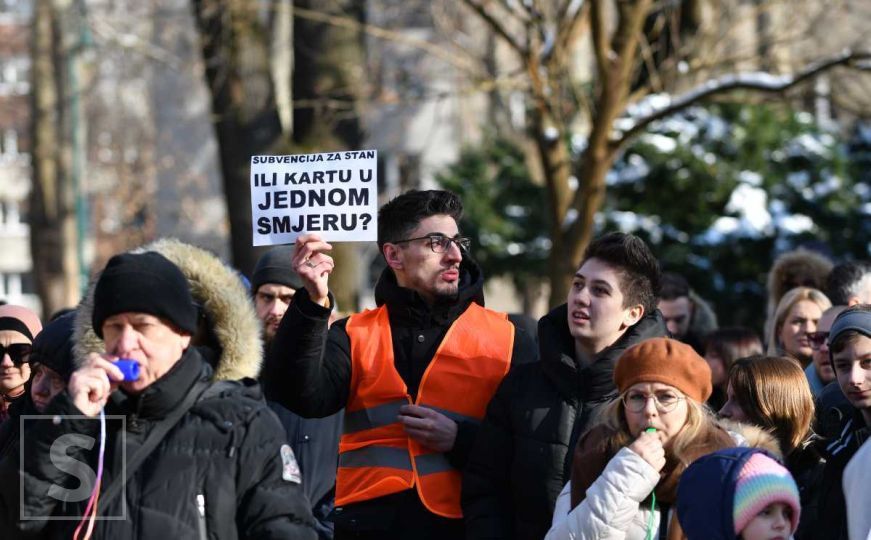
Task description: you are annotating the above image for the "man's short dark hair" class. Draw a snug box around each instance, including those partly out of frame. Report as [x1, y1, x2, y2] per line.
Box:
[581, 232, 660, 314]
[826, 261, 871, 306]
[659, 272, 691, 301]
[377, 190, 463, 249]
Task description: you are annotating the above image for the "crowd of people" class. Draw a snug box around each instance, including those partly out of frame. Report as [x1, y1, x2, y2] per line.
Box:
[0, 188, 868, 540]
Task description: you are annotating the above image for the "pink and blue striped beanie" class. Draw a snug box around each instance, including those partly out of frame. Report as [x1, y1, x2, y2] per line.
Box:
[733, 452, 801, 535]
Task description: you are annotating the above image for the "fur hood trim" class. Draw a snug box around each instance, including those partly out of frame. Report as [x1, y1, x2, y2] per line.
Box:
[73, 238, 262, 381]
[719, 418, 784, 459]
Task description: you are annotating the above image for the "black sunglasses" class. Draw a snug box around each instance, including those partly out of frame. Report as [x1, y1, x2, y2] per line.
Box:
[808, 331, 829, 350]
[0, 343, 33, 366]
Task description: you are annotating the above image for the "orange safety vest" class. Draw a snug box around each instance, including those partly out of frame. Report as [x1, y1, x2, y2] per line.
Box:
[337, 302, 514, 518]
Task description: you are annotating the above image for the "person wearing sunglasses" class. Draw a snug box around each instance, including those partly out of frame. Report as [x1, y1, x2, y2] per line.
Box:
[0, 304, 42, 424]
[0, 312, 75, 460]
[805, 305, 847, 397]
[264, 190, 536, 540]
[766, 287, 832, 370]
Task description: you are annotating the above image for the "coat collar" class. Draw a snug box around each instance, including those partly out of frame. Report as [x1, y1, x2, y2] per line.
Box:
[373, 255, 486, 326]
[539, 305, 668, 401]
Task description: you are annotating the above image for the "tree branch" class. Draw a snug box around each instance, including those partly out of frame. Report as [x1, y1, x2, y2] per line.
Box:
[548, 0, 589, 68]
[460, 0, 527, 57]
[590, 0, 608, 83]
[612, 49, 871, 147]
[294, 6, 481, 76]
[496, 0, 533, 24]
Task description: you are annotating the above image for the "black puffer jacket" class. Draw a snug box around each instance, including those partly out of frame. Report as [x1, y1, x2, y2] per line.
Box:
[810, 408, 869, 540]
[264, 256, 537, 538]
[0, 239, 317, 539]
[1, 349, 316, 539]
[462, 305, 667, 540]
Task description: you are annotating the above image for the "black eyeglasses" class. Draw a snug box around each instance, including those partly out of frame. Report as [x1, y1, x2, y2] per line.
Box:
[808, 331, 829, 350]
[0, 343, 32, 366]
[393, 234, 471, 253]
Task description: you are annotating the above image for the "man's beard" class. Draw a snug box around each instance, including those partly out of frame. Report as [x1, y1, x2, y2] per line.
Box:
[433, 284, 460, 304]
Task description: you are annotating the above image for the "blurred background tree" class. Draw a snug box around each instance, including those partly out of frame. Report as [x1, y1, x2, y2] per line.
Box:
[436, 136, 549, 313]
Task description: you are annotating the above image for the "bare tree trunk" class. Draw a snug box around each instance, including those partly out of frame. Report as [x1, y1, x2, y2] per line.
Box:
[292, 0, 366, 311]
[191, 0, 286, 274]
[29, 0, 80, 318]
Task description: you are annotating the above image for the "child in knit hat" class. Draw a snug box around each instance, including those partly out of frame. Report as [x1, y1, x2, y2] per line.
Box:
[677, 447, 801, 540]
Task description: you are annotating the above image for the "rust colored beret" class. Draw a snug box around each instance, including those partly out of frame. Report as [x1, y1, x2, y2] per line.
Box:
[614, 337, 712, 402]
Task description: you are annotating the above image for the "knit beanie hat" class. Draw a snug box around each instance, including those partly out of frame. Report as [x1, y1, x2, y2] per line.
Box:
[733, 452, 801, 535]
[92, 251, 198, 338]
[828, 307, 871, 349]
[614, 337, 712, 402]
[29, 311, 76, 381]
[677, 447, 799, 540]
[250, 246, 302, 294]
[0, 304, 42, 341]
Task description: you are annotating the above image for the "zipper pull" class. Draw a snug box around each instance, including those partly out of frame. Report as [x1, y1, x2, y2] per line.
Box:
[196, 493, 208, 540]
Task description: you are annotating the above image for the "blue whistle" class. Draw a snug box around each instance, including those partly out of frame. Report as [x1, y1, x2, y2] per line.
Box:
[114, 359, 140, 381]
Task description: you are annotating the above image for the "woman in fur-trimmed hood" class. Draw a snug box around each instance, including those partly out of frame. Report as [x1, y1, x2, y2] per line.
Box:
[0, 239, 316, 539]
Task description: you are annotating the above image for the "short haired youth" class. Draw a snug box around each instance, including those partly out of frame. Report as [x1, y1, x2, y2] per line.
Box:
[581, 232, 661, 314]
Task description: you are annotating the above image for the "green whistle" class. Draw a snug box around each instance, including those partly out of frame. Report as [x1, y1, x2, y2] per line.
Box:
[645, 427, 657, 433]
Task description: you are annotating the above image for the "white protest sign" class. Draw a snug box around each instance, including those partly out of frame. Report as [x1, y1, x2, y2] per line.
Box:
[250, 150, 378, 246]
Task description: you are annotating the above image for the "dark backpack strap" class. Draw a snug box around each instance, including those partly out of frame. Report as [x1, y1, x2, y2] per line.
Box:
[99, 379, 212, 508]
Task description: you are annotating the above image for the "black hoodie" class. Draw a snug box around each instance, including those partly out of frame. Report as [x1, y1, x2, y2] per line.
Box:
[264, 256, 537, 539]
[462, 304, 668, 540]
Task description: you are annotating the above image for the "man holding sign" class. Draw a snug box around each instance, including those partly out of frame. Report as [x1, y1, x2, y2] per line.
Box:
[263, 190, 536, 540]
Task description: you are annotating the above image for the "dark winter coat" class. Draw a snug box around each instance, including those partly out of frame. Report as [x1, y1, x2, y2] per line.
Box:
[0, 395, 34, 461]
[1, 350, 316, 539]
[263, 256, 537, 539]
[462, 304, 668, 540]
[0, 239, 317, 539]
[0, 312, 76, 461]
[810, 407, 869, 540]
[268, 400, 343, 539]
[786, 443, 825, 540]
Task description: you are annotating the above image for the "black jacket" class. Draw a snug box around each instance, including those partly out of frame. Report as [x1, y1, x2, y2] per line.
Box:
[0, 348, 317, 539]
[462, 305, 667, 540]
[268, 400, 343, 539]
[0, 395, 34, 461]
[264, 257, 537, 538]
[0, 239, 318, 539]
[810, 408, 869, 540]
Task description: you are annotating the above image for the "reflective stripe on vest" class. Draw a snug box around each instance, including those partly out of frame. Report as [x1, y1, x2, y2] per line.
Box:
[337, 303, 514, 518]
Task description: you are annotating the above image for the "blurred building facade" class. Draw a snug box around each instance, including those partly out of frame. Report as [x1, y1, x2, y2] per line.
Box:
[0, 0, 39, 312]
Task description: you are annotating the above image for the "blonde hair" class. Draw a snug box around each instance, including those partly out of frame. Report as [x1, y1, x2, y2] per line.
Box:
[728, 355, 814, 455]
[766, 286, 832, 356]
[600, 389, 719, 467]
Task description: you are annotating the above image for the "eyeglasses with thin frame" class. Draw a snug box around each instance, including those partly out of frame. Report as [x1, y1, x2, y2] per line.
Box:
[0, 343, 32, 366]
[392, 234, 471, 254]
[808, 331, 829, 350]
[622, 391, 685, 413]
